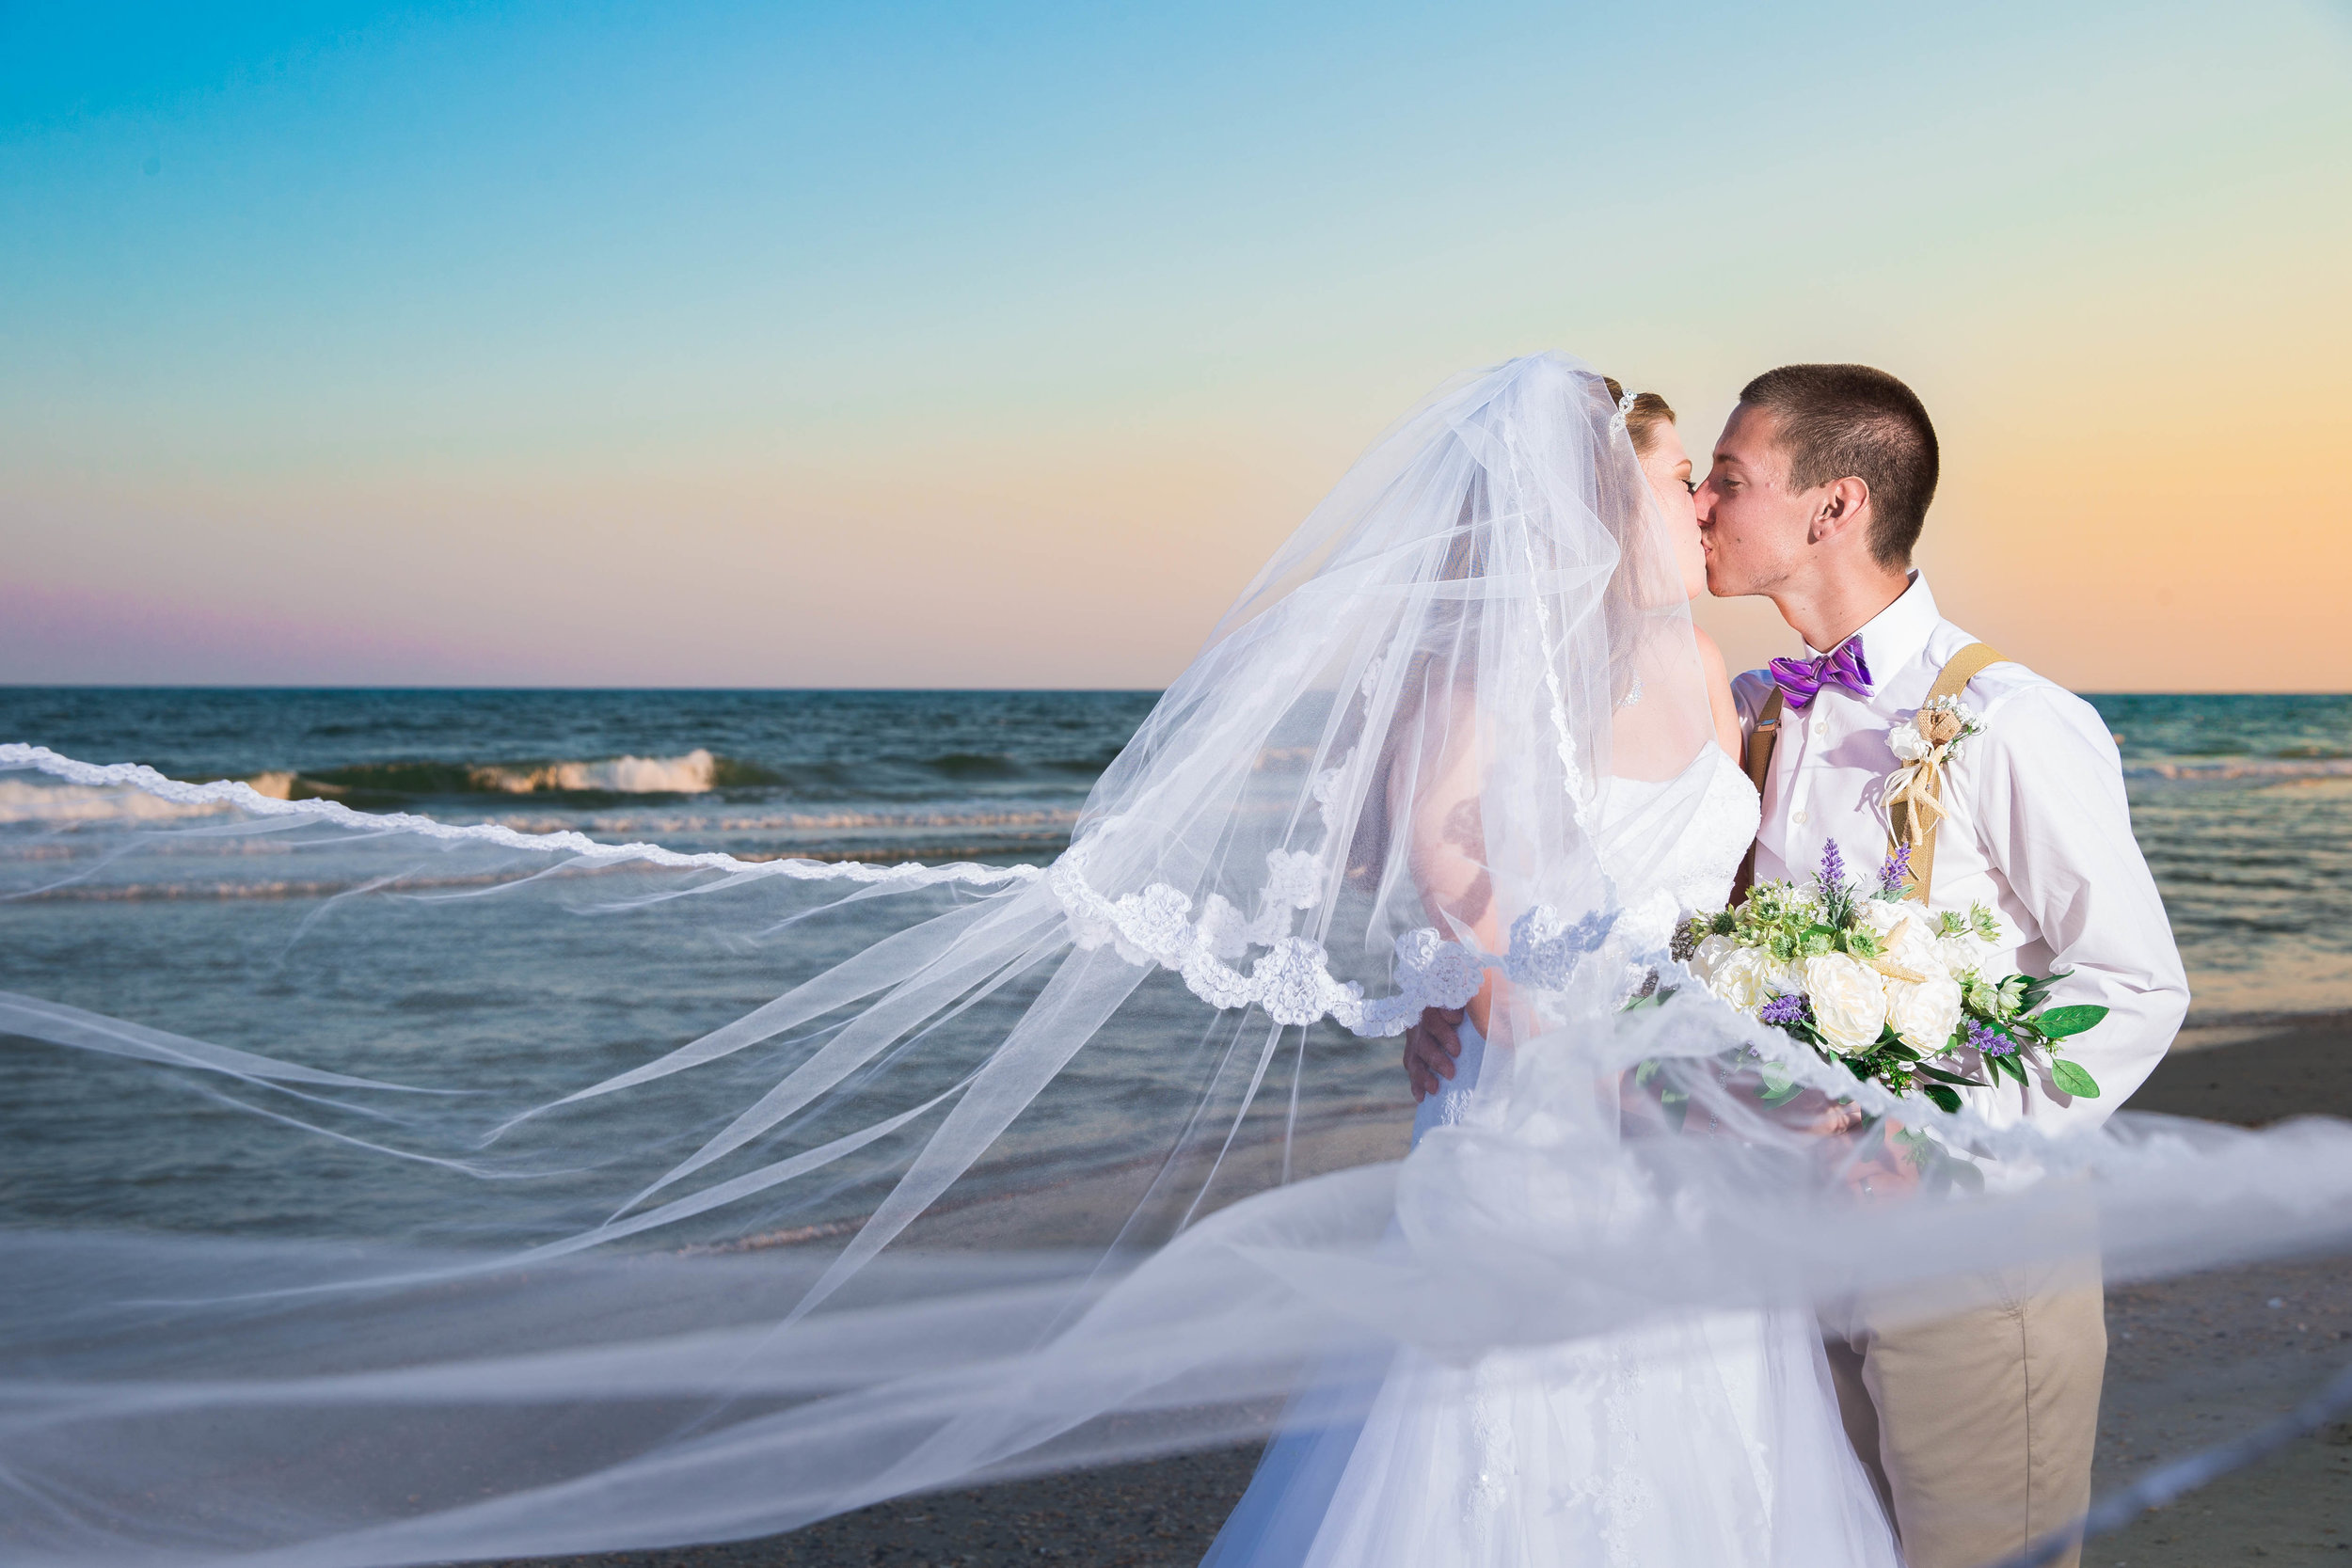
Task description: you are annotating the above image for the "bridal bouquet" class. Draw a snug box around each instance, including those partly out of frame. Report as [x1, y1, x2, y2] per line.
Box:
[1674, 843, 2105, 1114]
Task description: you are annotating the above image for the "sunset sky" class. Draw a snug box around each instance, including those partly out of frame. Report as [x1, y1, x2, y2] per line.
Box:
[4, 1, 2347, 690]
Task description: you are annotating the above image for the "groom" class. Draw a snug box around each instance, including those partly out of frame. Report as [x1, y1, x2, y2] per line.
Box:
[1404, 364, 2188, 1568]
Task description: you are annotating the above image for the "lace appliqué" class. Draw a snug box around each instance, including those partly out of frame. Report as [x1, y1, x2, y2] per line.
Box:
[1049, 835, 1619, 1037]
[1463, 1357, 1518, 1524]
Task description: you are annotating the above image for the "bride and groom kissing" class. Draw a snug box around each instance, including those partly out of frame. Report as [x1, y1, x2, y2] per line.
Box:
[1282, 363, 2189, 1568]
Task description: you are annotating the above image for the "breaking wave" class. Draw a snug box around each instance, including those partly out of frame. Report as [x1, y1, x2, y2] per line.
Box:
[244, 750, 755, 800]
[0, 780, 230, 824]
[226, 751, 1114, 806]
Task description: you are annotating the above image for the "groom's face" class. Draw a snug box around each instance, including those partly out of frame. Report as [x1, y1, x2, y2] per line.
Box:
[1693, 404, 1813, 598]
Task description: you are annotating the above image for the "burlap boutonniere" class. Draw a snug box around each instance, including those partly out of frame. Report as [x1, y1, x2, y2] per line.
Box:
[1881, 696, 1983, 847]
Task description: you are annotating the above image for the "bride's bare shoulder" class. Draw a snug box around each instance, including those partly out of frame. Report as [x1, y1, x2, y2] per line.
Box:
[1690, 626, 1732, 683]
[1688, 626, 1744, 759]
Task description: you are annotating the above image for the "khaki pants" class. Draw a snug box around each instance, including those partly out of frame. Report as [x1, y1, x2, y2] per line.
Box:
[1824, 1261, 2106, 1568]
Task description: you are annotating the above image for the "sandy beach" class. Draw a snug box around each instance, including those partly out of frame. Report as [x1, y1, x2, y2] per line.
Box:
[487, 1017, 2352, 1568]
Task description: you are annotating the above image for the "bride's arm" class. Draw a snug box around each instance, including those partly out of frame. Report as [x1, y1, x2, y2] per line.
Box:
[1395, 685, 1507, 1040]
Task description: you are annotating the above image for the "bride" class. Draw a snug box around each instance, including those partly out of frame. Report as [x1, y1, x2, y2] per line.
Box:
[5, 353, 2349, 1568]
[1199, 378, 1900, 1568]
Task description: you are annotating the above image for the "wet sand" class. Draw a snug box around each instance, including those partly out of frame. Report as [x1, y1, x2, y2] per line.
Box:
[501, 1017, 2352, 1568]
[2082, 1015, 2352, 1568]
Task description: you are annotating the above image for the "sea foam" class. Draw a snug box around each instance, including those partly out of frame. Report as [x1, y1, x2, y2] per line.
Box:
[467, 750, 720, 794]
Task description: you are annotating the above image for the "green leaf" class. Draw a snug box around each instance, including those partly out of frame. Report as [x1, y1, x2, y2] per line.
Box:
[2049, 1058, 2103, 1099]
[1948, 1158, 1986, 1193]
[2034, 1005, 2109, 1040]
[1923, 1085, 1963, 1114]
[1916, 1063, 1987, 1088]
[1998, 1051, 2032, 1085]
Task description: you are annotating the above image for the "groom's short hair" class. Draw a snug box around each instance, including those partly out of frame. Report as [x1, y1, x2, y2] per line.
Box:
[1739, 364, 1939, 567]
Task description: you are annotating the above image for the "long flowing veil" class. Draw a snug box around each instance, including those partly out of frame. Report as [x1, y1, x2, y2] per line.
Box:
[4, 353, 2350, 1567]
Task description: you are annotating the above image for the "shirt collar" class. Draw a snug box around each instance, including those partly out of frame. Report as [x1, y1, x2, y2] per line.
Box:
[1805, 570, 1940, 674]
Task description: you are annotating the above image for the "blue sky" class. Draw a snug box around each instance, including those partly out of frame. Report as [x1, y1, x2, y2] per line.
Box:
[4, 2, 2348, 686]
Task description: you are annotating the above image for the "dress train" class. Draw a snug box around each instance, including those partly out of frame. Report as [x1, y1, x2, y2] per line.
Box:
[1201, 1022, 1902, 1568]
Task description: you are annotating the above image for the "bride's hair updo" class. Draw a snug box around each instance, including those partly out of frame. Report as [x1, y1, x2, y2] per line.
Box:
[1601, 376, 1676, 456]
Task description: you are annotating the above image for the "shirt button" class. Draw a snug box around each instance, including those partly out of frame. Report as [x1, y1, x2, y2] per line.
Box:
[1812, 719, 1828, 738]
[1790, 809, 1809, 825]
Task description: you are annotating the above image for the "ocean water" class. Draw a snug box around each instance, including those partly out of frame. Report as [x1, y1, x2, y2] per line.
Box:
[0, 688, 1155, 862]
[4, 686, 2352, 1020]
[2095, 694, 2352, 1020]
[3, 687, 2347, 1022]
[0, 686, 2344, 1246]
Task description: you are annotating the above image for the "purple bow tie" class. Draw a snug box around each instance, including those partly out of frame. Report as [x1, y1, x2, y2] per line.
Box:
[1770, 639, 1873, 710]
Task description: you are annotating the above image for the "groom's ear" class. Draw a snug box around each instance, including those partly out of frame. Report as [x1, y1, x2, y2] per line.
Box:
[1806, 476, 1873, 547]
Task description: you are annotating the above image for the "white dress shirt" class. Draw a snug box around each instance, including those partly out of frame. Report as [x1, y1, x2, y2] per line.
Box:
[1732, 573, 2189, 1142]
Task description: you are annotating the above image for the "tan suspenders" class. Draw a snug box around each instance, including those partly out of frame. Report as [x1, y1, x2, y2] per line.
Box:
[1735, 641, 2008, 908]
[1888, 641, 2008, 905]
[1732, 689, 1784, 899]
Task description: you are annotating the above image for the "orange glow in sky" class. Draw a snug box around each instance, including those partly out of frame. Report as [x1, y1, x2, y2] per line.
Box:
[4, 3, 2346, 691]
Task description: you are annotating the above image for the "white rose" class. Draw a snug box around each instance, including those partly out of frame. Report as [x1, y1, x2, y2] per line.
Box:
[1934, 930, 1994, 978]
[1802, 953, 1891, 1053]
[1889, 721, 1930, 763]
[1886, 973, 1964, 1053]
[1708, 945, 1786, 1011]
[1687, 933, 1739, 986]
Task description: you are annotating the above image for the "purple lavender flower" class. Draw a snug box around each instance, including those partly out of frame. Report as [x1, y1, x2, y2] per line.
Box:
[1819, 840, 1849, 890]
[1968, 1020, 2016, 1057]
[1759, 992, 1810, 1027]
[1877, 842, 1913, 896]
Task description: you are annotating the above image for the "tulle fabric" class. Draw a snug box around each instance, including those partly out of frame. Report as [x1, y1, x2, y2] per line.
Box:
[1204, 1021, 1902, 1568]
[0, 354, 2349, 1567]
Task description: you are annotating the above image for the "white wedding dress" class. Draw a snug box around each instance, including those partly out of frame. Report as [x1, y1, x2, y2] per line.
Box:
[1202, 748, 1904, 1568]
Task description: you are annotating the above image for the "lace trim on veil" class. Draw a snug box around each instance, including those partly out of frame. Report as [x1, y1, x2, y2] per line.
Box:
[1048, 835, 1617, 1037]
[3, 742, 1623, 1039]
[1046, 742, 1619, 1037]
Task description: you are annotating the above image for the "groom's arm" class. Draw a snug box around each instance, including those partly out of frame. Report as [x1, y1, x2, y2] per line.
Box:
[1968, 684, 2188, 1131]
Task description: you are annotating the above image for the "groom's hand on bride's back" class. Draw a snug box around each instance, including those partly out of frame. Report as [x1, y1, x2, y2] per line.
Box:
[1403, 1006, 1465, 1101]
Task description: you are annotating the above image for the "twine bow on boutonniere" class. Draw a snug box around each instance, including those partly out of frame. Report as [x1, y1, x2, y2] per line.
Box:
[1881, 695, 1984, 858]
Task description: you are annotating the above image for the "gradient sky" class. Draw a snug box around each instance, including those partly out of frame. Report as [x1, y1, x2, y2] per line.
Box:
[4, 1, 2347, 689]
